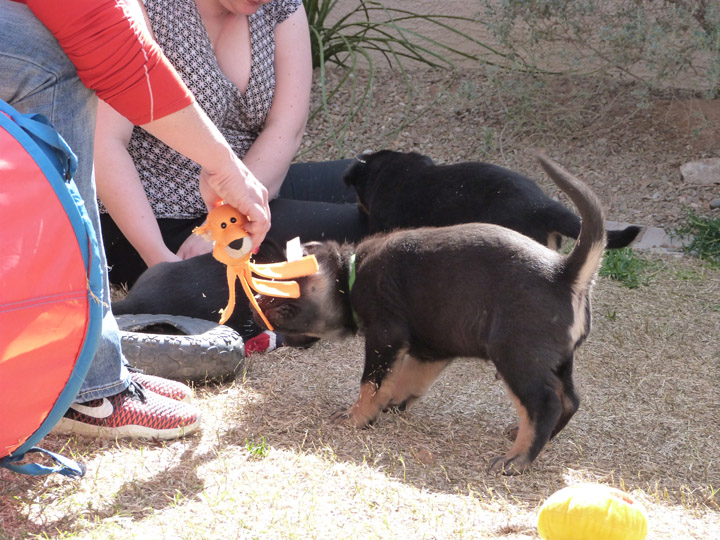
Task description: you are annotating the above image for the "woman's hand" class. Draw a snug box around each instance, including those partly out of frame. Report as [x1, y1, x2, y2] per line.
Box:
[176, 230, 214, 260]
[146, 248, 182, 267]
[198, 161, 270, 249]
[140, 102, 271, 250]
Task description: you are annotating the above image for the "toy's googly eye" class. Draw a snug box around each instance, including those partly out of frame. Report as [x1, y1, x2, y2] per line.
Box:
[230, 217, 237, 223]
[221, 222, 227, 229]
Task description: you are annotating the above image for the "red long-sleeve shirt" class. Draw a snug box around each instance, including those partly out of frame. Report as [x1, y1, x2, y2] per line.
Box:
[14, 0, 194, 124]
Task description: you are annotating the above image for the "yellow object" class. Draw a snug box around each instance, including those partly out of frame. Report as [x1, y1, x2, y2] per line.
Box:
[537, 484, 648, 540]
[193, 204, 318, 330]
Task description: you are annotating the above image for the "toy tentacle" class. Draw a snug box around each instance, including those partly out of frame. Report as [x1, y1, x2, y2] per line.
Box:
[249, 257, 318, 280]
[219, 266, 237, 325]
[241, 268, 274, 331]
[248, 275, 300, 298]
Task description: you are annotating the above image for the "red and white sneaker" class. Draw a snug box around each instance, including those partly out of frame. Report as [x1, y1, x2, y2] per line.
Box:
[53, 382, 200, 440]
[129, 370, 193, 403]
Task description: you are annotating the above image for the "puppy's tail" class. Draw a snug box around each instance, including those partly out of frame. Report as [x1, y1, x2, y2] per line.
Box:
[536, 154, 607, 290]
[606, 225, 642, 249]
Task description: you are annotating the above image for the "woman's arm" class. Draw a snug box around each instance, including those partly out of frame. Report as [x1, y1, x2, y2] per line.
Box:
[27, 0, 193, 124]
[33, 0, 270, 248]
[240, 5, 313, 199]
[174, 5, 312, 260]
[96, 98, 272, 257]
[139, 102, 270, 245]
[94, 100, 181, 267]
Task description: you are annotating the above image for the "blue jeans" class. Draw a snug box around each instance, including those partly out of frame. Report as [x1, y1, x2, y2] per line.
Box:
[0, 0, 129, 402]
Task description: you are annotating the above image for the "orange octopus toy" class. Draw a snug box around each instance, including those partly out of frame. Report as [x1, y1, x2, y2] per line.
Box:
[193, 203, 318, 330]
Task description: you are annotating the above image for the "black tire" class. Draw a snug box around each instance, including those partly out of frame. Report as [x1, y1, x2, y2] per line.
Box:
[116, 314, 245, 383]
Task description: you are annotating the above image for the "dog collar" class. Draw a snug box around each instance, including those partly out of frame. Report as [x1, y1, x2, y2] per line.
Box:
[347, 254, 360, 327]
[348, 253, 357, 290]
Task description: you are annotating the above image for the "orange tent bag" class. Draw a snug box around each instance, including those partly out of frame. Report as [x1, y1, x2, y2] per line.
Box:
[0, 100, 103, 477]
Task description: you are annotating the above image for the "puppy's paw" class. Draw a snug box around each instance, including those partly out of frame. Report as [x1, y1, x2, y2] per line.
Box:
[487, 454, 531, 476]
[281, 334, 319, 349]
[330, 408, 373, 428]
[383, 402, 408, 413]
[330, 410, 351, 424]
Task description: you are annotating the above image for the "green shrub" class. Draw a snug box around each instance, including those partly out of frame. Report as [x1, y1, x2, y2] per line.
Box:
[672, 210, 720, 267]
[600, 248, 656, 288]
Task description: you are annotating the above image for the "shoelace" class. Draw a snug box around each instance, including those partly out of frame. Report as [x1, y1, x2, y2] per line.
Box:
[122, 380, 148, 404]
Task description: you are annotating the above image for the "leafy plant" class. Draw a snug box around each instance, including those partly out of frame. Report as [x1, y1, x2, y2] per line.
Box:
[672, 209, 720, 267]
[245, 435, 269, 459]
[600, 248, 656, 289]
[302, 0, 527, 157]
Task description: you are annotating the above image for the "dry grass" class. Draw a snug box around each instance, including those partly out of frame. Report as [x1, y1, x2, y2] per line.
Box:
[2, 257, 718, 539]
[2, 67, 719, 539]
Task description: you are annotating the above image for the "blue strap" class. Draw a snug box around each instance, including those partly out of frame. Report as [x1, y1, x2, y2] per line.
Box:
[0, 100, 77, 180]
[16, 114, 77, 180]
[0, 448, 86, 479]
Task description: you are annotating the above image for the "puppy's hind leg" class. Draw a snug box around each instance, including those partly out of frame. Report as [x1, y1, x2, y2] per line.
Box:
[551, 353, 580, 438]
[488, 354, 563, 475]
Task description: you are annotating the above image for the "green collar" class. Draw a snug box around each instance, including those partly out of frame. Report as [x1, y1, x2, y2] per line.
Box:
[347, 254, 360, 327]
[348, 253, 357, 290]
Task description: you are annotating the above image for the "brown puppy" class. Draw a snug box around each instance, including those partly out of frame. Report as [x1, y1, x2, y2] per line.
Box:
[343, 149, 639, 250]
[256, 155, 606, 474]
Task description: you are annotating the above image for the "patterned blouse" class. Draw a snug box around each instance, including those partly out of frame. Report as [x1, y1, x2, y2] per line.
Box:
[100, 0, 303, 219]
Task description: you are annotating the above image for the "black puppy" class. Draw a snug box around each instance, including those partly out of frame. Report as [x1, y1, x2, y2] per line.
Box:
[112, 245, 320, 347]
[256, 155, 606, 474]
[113, 240, 284, 339]
[112, 253, 262, 338]
[343, 149, 639, 249]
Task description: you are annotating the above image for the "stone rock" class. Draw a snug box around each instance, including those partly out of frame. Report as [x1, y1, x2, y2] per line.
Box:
[710, 198, 720, 209]
[606, 220, 689, 254]
[631, 225, 690, 254]
[679, 158, 720, 185]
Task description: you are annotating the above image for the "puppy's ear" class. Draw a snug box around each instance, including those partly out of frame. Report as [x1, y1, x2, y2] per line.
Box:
[342, 161, 361, 188]
[343, 153, 371, 188]
[404, 151, 435, 167]
[254, 238, 286, 263]
[421, 154, 435, 166]
[301, 241, 324, 257]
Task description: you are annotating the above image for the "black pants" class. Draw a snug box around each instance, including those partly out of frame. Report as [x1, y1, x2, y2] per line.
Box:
[101, 159, 368, 288]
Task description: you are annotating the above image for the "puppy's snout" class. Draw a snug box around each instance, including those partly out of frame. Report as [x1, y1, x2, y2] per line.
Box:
[255, 294, 285, 312]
